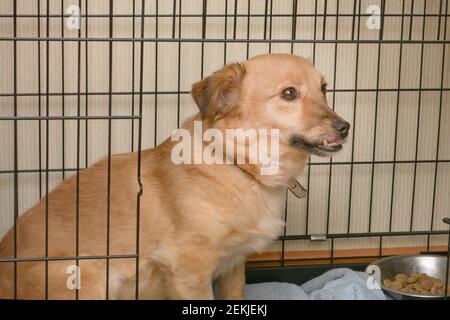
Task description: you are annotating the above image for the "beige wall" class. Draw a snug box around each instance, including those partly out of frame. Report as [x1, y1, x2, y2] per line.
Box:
[1, 0, 449, 254]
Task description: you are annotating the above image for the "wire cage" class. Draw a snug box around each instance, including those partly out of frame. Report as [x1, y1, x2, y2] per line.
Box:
[0, 0, 449, 299]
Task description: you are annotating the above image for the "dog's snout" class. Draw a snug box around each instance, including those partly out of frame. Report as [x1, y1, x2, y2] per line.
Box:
[333, 120, 350, 138]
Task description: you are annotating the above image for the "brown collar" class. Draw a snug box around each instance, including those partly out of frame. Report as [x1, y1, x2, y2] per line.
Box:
[287, 178, 307, 199]
[233, 164, 307, 199]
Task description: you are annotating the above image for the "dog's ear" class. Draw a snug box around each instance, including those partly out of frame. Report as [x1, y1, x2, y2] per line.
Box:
[191, 62, 245, 121]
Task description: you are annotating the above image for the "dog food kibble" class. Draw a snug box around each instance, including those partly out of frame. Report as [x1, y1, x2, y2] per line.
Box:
[420, 279, 433, 290]
[406, 276, 416, 284]
[395, 274, 407, 283]
[383, 272, 446, 295]
[390, 280, 403, 291]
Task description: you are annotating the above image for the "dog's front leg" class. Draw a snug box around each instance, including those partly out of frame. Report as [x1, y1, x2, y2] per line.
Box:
[164, 258, 214, 299]
[216, 263, 245, 300]
[166, 273, 214, 299]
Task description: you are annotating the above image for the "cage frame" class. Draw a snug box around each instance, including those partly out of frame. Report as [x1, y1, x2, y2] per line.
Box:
[0, 0, 449, 300]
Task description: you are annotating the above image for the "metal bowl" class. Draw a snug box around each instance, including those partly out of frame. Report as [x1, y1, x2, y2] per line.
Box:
[366, 255, 450, 300]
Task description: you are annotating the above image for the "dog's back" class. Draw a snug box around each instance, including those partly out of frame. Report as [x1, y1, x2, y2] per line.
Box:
[0, 151, 145, 299]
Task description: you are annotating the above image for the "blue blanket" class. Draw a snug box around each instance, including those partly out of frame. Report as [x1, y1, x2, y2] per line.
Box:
[244, 268, 389, 300]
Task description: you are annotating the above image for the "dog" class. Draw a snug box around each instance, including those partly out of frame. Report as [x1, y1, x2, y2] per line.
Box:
[0, 53, 349, 299]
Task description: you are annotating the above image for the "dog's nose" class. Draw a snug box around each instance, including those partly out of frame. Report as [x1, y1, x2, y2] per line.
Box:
[333, 120, 350, 138]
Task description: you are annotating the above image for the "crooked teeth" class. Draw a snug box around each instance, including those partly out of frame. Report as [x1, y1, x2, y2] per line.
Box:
[320, 139, 341, 147]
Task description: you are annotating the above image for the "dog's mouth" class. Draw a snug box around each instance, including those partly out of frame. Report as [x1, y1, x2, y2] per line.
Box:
[315, 138, 343, 153]
[290, 135, 343, 156]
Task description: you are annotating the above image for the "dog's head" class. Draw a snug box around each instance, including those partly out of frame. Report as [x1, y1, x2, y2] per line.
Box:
[191, 53, 350, 183]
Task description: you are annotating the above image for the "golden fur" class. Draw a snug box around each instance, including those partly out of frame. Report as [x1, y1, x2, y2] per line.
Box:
[0, 53, 349, 299]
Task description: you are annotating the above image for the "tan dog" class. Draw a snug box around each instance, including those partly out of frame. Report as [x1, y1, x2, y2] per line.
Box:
[0, 53, 349, 299]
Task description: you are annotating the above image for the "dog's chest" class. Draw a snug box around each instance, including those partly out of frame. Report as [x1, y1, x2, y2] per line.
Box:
[225, 185, 286, 256]
[214, 187, 285, 278]
[252, 187, 286, 241]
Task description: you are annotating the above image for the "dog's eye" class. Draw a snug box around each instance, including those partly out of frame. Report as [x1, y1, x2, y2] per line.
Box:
[321, 83, 327, 95]
[281, 87, 297, 101]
